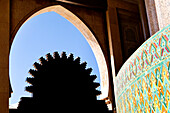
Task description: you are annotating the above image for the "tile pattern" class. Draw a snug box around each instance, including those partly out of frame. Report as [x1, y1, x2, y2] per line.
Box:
[115, 25, 170, 113]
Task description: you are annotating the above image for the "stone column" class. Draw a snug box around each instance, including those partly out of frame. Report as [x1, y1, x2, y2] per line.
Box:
[144, 0, 159, 36]
[154, 0, 170, 29]
[144, 0, 170, 34]
[0, 0, 10, 113]
[106, 0, 124, 110]
[106, 0, 123, 74]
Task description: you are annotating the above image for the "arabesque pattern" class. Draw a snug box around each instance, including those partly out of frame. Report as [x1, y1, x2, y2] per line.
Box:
[115, 25, 170, 113]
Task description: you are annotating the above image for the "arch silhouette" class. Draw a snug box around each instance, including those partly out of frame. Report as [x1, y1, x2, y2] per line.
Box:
[10, 5, 109, 99]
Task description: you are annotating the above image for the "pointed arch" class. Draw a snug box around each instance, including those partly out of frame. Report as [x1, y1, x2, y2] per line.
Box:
[10, 5, 109, 99]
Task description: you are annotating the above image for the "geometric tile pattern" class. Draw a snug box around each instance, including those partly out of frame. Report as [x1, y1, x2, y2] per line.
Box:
[115, 25, 170, 113]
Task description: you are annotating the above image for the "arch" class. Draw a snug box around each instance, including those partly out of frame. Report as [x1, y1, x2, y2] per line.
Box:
[10, 5, 109, 99]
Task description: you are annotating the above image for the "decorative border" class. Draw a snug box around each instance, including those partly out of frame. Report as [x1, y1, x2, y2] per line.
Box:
[115, 25, 170, 112]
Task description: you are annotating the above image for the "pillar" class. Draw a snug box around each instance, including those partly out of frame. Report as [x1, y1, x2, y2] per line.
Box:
[144, 0, 170, 35]
[0, 0, 10, 113]
[144, 0, 159, 36]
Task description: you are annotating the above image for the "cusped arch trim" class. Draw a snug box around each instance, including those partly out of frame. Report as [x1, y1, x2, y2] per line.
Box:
[11, 5, 109, 99]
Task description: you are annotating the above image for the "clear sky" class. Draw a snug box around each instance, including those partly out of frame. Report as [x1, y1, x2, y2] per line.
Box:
[9, 11, 100, 107]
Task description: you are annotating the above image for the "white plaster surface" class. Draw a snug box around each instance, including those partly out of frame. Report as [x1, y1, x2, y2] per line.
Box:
[154, 0, 170, 29]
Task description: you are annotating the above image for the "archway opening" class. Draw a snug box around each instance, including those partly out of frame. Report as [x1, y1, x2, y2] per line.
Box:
[9, 5, 109, 108]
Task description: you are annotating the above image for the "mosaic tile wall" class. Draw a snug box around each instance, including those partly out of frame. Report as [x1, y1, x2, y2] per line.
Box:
[115, 25, 170, 113]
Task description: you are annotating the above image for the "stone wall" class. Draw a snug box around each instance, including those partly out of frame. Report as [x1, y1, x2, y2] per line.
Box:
[154, 0, 170, 29]
[144, 0, 170, 35]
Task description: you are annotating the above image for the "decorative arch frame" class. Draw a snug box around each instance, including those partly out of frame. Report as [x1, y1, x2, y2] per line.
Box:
[10, 5, 109, 99]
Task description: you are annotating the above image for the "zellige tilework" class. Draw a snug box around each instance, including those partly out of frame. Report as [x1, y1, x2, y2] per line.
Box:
[115, 25, 170, 113]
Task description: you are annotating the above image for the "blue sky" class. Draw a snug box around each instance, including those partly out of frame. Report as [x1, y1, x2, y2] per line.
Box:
[9, 12, 100, 106]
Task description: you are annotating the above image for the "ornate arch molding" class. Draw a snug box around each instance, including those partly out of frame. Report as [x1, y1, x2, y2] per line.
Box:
[10, 5, 109, 99]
